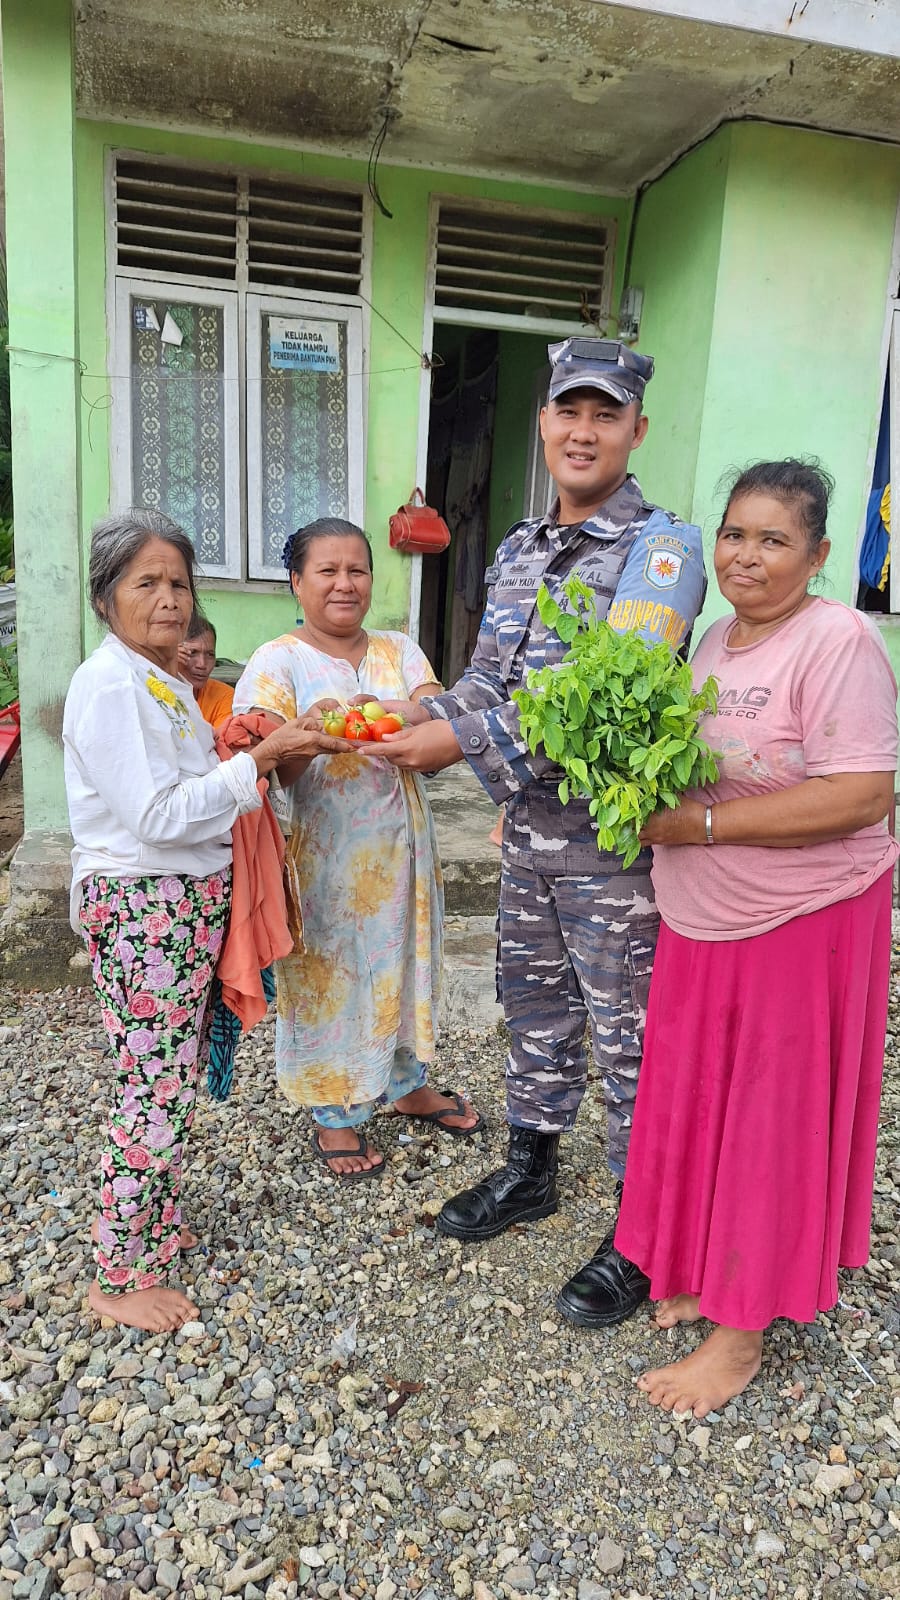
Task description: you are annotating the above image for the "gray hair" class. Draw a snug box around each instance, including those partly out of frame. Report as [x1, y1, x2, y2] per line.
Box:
[88, 509, 199, 624]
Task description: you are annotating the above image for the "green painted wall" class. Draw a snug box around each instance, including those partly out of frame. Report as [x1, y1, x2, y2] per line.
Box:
[627, 129, 731, 522]
[629, 123, 900, 671]
[694, 124, 900, 658]
[75, 119, 631, 663]
[2, 0, 84, 830]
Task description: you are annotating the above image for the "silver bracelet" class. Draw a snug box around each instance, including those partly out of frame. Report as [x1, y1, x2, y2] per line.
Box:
[705, 805, 715, 844]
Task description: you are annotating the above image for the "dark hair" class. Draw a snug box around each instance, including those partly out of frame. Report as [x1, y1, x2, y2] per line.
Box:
[186, 609, 216, 645]
[282, 518, 374, 581]
[89, 508, 199, 624]
[719, 459, 834, 551]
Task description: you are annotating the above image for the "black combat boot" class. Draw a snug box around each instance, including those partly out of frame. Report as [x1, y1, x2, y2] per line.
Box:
[436, 1126, 560, 1242]
[555, 1189, 650, 1328]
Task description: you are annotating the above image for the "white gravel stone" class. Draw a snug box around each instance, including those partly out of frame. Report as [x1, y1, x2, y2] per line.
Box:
[69, 1525, 100, 1560]
[594, 1537, 626, 1575]
[752, 1531, 786, 1559]
[814, 1463, 855, 1495]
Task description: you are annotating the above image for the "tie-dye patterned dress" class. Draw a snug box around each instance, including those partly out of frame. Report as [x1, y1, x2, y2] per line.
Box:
[234, 631, 443, 1121]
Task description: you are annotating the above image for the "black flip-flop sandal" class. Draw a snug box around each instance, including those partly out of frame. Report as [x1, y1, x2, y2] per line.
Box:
[395, 1088, 486, 1139]
[312, 1126, 385, 1182]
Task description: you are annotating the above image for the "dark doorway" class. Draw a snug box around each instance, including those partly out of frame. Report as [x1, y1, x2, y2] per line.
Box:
[418, 326, 552, 684]
[419, 329, 499, 684]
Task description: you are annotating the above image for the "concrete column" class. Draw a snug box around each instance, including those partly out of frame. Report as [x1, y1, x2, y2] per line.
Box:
[1, 0, 84, 984]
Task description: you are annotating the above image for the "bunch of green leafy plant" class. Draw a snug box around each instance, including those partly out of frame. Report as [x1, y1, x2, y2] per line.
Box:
[0, 641, 17, 712]
[513, 578, 720, 867]
[0, 519, 14, 582]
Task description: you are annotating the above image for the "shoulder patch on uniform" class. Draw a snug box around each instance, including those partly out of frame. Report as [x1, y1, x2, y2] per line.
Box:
[643, 533, 690, 590]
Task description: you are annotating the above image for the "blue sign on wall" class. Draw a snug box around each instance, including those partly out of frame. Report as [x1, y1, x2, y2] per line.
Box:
[269, 318, 341, 373]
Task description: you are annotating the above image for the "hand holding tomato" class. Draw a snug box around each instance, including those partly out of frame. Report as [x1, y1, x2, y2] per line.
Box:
[369, 714, 405, 740]
[251, 715, 354, 777]
[306, 697, 344, 717]
[379, 698, 433, 727]
[366, 718, 464, 771]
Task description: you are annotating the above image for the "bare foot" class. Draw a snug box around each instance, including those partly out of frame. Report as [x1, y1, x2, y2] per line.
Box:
[654, 1293, 702, 1329]
[391, 1086, 481, 1133]
[636, 1325, 764, 1418]
[314, 1125, 385, 1177]
[91, 1219, 199, 1251]
[88, 1278, 199, 1333]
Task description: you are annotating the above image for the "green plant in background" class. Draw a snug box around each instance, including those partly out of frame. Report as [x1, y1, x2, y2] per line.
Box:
[0, 641, 17, 711]
[513, 578, 720, 867]
[0, 520, 13, 583]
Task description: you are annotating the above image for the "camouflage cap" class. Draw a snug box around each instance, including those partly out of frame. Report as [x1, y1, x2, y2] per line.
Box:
[547, 337, 655, 407]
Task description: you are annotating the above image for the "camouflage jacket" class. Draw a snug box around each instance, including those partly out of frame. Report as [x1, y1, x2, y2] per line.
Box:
[426, 475, 707, 868]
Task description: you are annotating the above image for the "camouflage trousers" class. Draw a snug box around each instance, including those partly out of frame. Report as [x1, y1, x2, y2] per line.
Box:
[498, 855, 659, 1176]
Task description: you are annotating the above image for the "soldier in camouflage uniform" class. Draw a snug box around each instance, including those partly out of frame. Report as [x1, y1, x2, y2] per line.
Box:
[378, 339, 706, 1327]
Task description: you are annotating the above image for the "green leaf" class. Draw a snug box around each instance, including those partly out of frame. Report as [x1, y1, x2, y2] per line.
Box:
[518, 578, 719, 868]
[536, 585, 562, 631]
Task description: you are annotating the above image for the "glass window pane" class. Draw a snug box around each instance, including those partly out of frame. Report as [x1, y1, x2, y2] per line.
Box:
[258, 313, 350, 570]
[130, 299, 228, 569]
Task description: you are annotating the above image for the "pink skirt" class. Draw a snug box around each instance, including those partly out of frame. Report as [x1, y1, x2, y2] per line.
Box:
[615, 871, 893, 1329]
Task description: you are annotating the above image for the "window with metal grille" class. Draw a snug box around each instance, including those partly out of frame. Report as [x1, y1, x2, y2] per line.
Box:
[114, 156, 364, 296]
[115, 159, 239, 280]
[434, 200, 612, 331]
[247, 178, 363, 294]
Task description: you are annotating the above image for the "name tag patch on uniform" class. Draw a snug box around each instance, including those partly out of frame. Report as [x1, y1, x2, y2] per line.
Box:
[643, 535, 688, 591]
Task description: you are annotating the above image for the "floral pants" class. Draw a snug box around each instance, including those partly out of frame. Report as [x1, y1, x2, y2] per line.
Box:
[78, 870, 231, 1293]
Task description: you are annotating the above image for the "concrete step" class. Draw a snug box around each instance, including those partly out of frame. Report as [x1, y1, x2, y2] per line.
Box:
[440, 913, 503, 1030]
[426, 765, 500, 916]
[427, 766, 503, 1027]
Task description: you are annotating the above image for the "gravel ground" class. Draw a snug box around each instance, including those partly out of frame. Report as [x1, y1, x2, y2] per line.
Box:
[0, 964, 898, 1600]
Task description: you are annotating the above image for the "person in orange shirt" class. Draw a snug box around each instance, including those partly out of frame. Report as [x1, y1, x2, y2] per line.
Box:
[178, 612, 235, 729]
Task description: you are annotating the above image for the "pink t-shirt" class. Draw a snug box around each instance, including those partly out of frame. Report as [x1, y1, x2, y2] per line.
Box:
[651, 598, 900, 941]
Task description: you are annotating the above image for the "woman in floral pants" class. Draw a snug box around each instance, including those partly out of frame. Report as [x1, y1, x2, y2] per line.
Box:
[63, 510, 349, 1333]
[80, 871, 230, 1289]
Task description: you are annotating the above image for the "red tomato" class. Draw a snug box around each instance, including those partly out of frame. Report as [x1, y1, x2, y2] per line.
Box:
[345, 720, 373, 742]
[369, 715, 404, 741]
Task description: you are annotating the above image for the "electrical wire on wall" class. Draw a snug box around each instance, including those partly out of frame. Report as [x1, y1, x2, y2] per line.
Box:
[367, 107, 398, 221]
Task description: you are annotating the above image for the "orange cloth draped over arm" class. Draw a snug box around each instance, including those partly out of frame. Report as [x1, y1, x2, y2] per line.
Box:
[214, 711, 294, 1032]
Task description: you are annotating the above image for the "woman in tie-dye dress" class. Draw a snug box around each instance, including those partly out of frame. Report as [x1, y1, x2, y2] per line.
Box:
[234, 518, 483, 1178]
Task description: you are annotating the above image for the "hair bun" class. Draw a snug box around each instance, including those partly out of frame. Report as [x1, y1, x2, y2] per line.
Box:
[281, 533, 296, 571]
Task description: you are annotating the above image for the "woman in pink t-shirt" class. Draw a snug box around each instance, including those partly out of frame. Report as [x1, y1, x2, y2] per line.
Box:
[615, 459, 899, 1419]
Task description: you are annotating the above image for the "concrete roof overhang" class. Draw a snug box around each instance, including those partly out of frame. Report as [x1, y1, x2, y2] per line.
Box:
[74, 0, 900, 192]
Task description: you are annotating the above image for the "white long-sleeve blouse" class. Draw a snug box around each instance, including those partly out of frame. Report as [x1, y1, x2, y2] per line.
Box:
[63, 634, 262, 928]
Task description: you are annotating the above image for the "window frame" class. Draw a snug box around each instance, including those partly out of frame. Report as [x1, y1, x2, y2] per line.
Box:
[245, 290, 366, 581]
[523, 364, 554, 520]
[111, 276, 243, 579]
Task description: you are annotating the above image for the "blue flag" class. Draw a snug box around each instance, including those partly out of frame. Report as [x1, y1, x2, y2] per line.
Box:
[859, 378, 891, 592]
